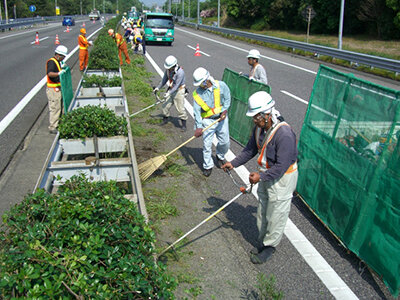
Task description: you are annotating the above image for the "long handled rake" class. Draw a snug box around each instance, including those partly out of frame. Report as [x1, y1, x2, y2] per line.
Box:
[129, 92, 165, 118]
[138, 118, 221, 181]
[157, 184, 253, 258]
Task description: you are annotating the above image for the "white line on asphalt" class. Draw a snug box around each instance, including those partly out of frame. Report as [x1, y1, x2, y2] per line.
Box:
[187, 44, 210, 56]
[146, 51, 358, 300]
[176, 27, 317, 75]
[0, 26, 103, 136]
[30, 36, 49, 44]
[0, 23, 60, 40]
[281, 90, 309, 105]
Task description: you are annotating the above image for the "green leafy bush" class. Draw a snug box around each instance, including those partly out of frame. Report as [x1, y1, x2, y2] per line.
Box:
[82, 75, 122, 88]
[58, 106, 128, 139]
[88, 17, 122, 70]
[0, 175, 176, 298]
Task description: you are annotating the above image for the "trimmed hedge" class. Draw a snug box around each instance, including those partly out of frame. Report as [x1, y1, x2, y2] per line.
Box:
[0, 175, 176, 298]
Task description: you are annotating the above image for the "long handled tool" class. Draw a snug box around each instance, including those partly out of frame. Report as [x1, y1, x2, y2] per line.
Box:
[139, 118, 221, 181]
[129, 92, 165, 118]
[158, 184, 253, 258]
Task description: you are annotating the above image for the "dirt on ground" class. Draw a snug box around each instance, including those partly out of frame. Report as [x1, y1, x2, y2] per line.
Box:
[124, 60, 264, 299]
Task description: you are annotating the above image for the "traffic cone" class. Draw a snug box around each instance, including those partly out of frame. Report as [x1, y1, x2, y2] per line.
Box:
[55, 34, 60, 45]
[66, 26, 70, 33]
[34, 32, 40, 45]
[82, 22, 85, 27]
[92, 19, 95, 24]
[194, 43, 201, 56]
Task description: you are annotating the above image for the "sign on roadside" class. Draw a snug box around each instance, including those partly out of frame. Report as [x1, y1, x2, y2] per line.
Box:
[29, 5, 36, 12]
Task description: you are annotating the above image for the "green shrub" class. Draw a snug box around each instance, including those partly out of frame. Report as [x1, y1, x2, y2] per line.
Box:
[58, 105, 128, 139]
[0, 175, 177, 298]
[82, 75, 122, 88]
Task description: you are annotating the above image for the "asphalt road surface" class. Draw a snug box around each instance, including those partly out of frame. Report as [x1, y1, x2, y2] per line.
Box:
[0, 18, 103, 175]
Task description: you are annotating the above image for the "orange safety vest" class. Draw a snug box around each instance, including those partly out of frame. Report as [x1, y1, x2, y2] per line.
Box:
[78, 34, 89, 50]
[115, 33, 125, 47]
[256, 122, 297, 174]
[192, 81, 222, 118]
[46, 57, 61, 88]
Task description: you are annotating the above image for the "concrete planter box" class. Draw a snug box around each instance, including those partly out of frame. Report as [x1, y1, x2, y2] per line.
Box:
[71, 97, 125, 116]
[59, 136, 128, 155]
[79, 87, 123, 97]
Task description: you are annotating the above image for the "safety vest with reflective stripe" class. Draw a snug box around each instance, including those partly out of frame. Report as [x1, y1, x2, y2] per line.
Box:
[78, 34, 89, 50]
[193, 81, 222, 118]
[134, 33, 142, 44]
[46, 57, 61, 88]
[115, 33, 125, 47]
[256, 122, 297, 174]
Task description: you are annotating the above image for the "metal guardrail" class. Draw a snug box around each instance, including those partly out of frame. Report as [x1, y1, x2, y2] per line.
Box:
[0, 19, 46, 30]
[180, 21, 400, 74]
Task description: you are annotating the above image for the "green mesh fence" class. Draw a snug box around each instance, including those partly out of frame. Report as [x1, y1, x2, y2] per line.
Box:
[60, 66, 74, 114]
[297, 65, 400, 296]
[222, 68, 271, 146]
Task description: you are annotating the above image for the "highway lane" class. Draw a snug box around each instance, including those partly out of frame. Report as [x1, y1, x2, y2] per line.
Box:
[144, 25, 398, 299]
[0, 19, 103, 174]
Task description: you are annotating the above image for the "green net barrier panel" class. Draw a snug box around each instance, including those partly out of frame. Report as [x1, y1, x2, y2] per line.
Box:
[297, 65, 400, 296]
[222, 68, 271, 146]
[60, 66, 74, 114]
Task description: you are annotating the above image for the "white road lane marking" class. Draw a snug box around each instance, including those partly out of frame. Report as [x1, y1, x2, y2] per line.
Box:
[187, 44, 210, 56]
[0, 26, 103, 136]
[30, 36, 49, 44]
[147, 51, 358, 300]
[176, 27, 317, 75]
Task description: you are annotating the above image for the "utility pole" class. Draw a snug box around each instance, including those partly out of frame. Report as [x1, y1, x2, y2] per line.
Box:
[182, 0, 184, 21]
[197, 0, 199, 24]
[0, 2, 3, 22]
[13, 3, 15, 19]
[338, 0, 345, 50]
[169, 0, 171, 13]
[188, 0, 190, 19]
[103, 0, 105, 14]
[4, 0, 8, 23]
[217, 0, 220, 27]
[80, 0, 82, 15]
[93, 0, 95, 10]
[306, 7, 311, 43]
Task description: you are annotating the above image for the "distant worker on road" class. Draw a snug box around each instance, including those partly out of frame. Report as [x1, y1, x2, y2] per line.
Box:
[78, 28, 92, 72]
[222, 91, 298, 264]
[192, 67, 231, 177]
[108, 29, 131, 66]
[245, 49, 268, 84]
[153, 55, 187, 131]
[46, 45, 68, 134]
[132, 26, 146, 55]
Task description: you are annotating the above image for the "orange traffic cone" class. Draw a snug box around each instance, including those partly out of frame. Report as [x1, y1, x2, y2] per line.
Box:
[35, 32, 40, 45]
[66, 26, 70, 32]
[194, 43, 201, 56]
[82, 22, 85, 27]
[55, 34, 60, 45]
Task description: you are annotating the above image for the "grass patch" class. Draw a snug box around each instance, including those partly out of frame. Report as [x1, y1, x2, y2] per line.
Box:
[165, 160, 188, 177]
[255, 273, 284, 300]
[130, 120, 155, 137]
[144, 186, 180, 221]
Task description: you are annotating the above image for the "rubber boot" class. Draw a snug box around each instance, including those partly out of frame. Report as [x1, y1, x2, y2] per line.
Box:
[181, 119, 187, 132]
[160, 116, 168, 126]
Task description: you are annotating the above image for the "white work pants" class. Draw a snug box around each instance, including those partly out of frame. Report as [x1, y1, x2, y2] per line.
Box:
[257, 169, 298, 247]
[162, 88, 187, 120]
[46, 87, 63, 131]
[201, 116, 230, 170]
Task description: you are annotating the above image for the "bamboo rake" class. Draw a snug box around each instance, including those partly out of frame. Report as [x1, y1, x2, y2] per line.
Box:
[138, 118, 221, 181]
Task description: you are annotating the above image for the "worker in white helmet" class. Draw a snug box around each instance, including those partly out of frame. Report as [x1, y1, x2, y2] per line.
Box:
[222, 91, 298, 264]
[153, 56, 188, 131]
[245, 49, 268, 84]
[46, 45, 68, 134]
[192, 67, 231, 177]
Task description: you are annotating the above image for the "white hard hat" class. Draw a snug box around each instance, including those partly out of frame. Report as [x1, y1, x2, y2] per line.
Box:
[164, 55, 177, 69]
[247, 49, 261, 59]
[246, 91, 275, 117]
[55, 45, 68, 56]
[193, 67, 209, 86]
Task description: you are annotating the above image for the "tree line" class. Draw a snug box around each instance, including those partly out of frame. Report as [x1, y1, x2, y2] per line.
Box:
[164, 0, 400, 40]
[1, 0, 142, 20]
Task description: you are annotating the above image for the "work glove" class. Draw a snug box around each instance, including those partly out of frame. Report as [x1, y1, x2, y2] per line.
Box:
[89, 41, 93, 46]
[194, 128, 203, 138]
[153, 87, 159, 94]
[163, 92, 170, 99]
[60, 61, 67, 69]
[58, 69, 66, 76]
[220, 110, 228, 121]
[238, 71, 243, 76]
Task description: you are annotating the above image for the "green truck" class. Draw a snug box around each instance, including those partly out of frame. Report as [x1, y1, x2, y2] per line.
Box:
[143, 12, 174, 45]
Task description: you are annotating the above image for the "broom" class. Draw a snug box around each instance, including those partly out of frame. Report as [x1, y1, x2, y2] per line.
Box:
[139, 118, 221, 181]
